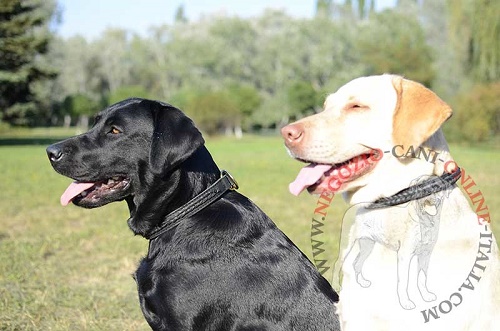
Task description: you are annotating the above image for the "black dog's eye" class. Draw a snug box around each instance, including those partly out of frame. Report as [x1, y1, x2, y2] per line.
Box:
[109, 126, 122, 135]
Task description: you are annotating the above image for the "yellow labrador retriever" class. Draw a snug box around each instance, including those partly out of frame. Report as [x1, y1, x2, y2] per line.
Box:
[281, 74, 500, 331]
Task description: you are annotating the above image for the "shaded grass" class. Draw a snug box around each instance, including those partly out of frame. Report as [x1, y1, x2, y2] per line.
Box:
[0, 135, 498, 330]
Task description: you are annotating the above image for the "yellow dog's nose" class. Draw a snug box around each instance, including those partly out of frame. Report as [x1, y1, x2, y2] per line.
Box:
[281, 123, 304, 147]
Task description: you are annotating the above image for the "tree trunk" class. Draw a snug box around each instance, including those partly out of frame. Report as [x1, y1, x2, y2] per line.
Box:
[234, 125, 243, 139]
[63, 115, 71, 128]
[78, 115, 89, 131]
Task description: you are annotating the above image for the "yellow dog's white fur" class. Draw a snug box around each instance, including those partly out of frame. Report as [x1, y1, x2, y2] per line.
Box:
[284, 75, 500, 330]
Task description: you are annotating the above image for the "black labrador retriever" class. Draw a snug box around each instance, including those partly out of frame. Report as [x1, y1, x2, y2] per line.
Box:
[46, 98, 340, 331]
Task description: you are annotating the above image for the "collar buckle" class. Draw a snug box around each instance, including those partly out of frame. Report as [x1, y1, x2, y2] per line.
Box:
[222, 170, 239, 190]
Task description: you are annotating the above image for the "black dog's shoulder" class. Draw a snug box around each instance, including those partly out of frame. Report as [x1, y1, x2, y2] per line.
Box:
[136, 191, 338, 330]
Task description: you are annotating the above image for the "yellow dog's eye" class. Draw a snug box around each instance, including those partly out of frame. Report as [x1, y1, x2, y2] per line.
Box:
[350, 104, 365, 110]
[345, 102, 367, 111]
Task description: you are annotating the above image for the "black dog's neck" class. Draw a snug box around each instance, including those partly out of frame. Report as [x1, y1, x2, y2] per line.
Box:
[126, 146, 221, 237]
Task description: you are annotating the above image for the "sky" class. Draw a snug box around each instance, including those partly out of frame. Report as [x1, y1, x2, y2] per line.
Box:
[56, 0, 397, 40]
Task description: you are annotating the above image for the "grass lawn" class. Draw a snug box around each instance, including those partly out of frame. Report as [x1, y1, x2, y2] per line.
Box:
[0, 132, 498, 330]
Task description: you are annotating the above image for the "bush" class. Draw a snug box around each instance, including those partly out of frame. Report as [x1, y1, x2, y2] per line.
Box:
[184, 91, 240, 135]
[448, 82, 500, 142]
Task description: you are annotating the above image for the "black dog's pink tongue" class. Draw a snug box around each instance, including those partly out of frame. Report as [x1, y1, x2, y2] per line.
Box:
[60, 182, 95, 206]
[289, 164, 332, 196]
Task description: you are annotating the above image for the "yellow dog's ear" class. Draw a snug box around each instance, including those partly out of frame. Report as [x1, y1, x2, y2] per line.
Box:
[392, 77, 452, 148]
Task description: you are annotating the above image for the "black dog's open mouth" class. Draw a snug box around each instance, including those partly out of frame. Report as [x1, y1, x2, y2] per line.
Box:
[60, 176, 131, 207]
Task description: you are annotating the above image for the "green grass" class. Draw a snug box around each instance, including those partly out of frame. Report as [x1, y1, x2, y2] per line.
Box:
[0, 135, 498, 330]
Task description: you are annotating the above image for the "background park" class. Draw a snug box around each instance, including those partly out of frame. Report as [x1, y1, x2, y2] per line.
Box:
[1, 0, 499, 329]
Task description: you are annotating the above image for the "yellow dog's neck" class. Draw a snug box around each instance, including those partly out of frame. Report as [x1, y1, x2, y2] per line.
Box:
[343, 130, 453, 205]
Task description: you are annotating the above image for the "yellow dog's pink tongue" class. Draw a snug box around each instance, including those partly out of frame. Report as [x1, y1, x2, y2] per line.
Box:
[60, 182, 95, 206]
[289, 164, 332, 196]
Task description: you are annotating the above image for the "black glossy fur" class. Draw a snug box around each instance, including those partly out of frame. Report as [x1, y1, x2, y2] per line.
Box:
[47, 98, 340, 331]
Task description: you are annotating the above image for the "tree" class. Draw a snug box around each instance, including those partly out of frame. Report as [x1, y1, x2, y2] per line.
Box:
[45, 3, 499, 142]
[342, 0, 375, 19]
[356, 9, 435, 86]
[208, 17, 257, 87]
[446, 82, 500, 142]
[94, 28, 133, 93]
[62, 93, 98, 130]
[287, 81, 321, 117]
[226, 84, 261, 134]
[417, 0, 465, 99]
[108, 85, 153, 105]
[316, 0, 333, 18]
[184, 91, 240, 136]
[174, 4, 187, 24]
[0, 0, 57, 125]
[448, 0, 500, 83]
[53, 36, 94, 98]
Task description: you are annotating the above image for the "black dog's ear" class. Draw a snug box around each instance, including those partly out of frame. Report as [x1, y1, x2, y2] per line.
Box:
[143, 100, 205, 175]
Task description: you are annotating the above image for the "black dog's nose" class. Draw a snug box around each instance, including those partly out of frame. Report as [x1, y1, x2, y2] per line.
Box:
[46, 144, 63, 162]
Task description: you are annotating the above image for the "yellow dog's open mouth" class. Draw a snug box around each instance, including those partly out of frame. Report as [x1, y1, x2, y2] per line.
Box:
[289, 151, 381, 196]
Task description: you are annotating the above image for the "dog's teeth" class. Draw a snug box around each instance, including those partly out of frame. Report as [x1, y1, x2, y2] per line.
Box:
[81, 191, 87, 197]
[112, 176, 120, 181]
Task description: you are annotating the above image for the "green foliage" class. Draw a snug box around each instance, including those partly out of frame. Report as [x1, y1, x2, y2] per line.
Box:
[0, 0, 57, 125]
[49, 7, 434, 133]
[250, 89, 292, 130]
[448, 83, 500, 142]
[184, 91, 240, 135]
[174, 4, 187, 24]
[9, 1, 493, 143]
[171, 86, 258, 135]
[315, 0, 333, 17]
[287, 81, 322, 117]
[169, 88, 200, 111]
[62, 94, 98, 117]
[448, 0, 500, 83]
[226, 84, 262, 130]
[356, 9, 435, 86]
[108, 85, 154, 105]
[344, 0, 376, 19]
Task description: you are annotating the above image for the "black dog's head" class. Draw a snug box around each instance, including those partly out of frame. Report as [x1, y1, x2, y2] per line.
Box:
[47, 98, 214, 235]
